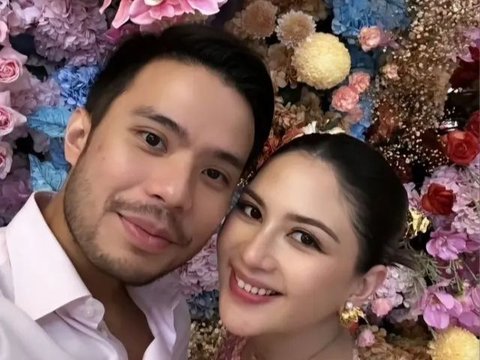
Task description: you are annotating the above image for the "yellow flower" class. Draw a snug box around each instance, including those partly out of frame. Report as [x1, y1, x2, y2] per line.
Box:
[429, 327, 480, 360]
[292, 32, 351, 90]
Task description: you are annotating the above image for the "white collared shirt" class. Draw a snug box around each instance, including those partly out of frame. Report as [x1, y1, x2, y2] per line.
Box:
[0, 193, 190, 360]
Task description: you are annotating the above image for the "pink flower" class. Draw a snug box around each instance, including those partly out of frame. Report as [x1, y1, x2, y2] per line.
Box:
[426, 228, 467, 260]
[102, 0, 223, 28]
[359, 26, 383, 52]
[104, 23, 139, 45]
[0, 57, 22, 84]
[421, 289, 460, 329]
[465, 234, 480, 252]
[331, 85, 359, 112]
[357, 328, 375, 348]
[0, 46, 27, 66]
[6, 1, 40, 36]
[371, 298, 393, 317]
[344, 104, 363, 124]
[0, 141, 13, 179]
[0, 20, 8, 45]
[0, 91, 27, 137]
[348, 72, 370, 94]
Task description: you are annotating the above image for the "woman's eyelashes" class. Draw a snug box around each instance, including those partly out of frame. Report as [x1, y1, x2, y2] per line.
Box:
[236, 200, 262, 220]
[289, 230, 323, 252]
[236, 198, 324, 252]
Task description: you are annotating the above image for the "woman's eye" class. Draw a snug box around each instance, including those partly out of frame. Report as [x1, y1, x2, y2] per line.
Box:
[290, 231, 320, 250]
[237, 201, 262, 220]
[142, 132, 166, 151]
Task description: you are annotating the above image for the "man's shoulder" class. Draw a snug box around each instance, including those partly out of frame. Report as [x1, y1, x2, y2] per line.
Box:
[0, 227, 13, 300]
[0, 296, 73, 360]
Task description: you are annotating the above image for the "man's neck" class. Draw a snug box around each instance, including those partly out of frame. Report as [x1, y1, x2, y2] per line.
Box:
[41, 191, 128, 304]
[247, 315, 353, 360]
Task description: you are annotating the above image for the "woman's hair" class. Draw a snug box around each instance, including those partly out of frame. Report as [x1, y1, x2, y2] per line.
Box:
[267, 133, 410, 273]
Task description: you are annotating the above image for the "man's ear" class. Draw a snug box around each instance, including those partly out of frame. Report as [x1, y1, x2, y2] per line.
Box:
[64, 108, 92, 166]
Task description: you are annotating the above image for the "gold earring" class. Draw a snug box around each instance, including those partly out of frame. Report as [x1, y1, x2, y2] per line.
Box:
[339, 301, 365, 328]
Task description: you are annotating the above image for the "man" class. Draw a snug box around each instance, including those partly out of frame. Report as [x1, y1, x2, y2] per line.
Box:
[0, 24, 273, 360]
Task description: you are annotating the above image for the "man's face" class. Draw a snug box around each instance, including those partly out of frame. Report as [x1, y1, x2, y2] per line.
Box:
[63, 59, 255, 285]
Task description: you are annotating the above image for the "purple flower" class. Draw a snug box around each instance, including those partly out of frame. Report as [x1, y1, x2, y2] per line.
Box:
[426, 228, 467, 261]
[0, 158, 31, 226]
[11, 76, 63, 116]
[454, 287, 480, 336]
[0, 141, 13, 179]
[179, 235, 218, 297]
[453, 207, 480, 236]
[421, 288, 460, 329]
[32, 0, 110, 66]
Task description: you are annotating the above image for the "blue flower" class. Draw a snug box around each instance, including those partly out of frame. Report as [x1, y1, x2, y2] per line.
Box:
[349, 95, 373, 141]
[56, 66, 100, 109]
[28, 106, 72, 138]
[187, 290, 219, 321]
[29, 155, 68, 192]
[327, 0, 410, 38]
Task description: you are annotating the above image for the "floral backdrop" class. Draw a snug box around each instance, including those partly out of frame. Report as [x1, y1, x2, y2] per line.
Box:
[0, 0, 479, 359]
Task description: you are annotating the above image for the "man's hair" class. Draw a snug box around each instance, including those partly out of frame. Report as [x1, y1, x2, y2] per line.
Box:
[85, 23, 274, 171]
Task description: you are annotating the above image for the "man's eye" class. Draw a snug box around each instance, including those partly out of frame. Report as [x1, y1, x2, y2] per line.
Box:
[202, 168, 228, 184]
[142, 132, 166, 151]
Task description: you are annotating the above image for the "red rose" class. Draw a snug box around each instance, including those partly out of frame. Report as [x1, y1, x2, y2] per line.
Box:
[445, 130, 480, 166]
[465, 110, 480, 139]
[421, 183, 456, 215]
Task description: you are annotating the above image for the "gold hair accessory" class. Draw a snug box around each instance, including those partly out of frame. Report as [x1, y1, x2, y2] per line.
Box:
[339, 301, 365, 328]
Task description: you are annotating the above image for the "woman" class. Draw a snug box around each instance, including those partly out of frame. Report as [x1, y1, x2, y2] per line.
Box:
[216, 133, 410, 360]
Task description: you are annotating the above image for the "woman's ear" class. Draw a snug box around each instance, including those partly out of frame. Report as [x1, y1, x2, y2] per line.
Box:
[64, 108, 92, 166]
[348, 265, 387, 306]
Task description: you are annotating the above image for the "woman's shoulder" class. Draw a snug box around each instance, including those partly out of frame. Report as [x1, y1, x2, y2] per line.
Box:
[216, 332, 247, 360]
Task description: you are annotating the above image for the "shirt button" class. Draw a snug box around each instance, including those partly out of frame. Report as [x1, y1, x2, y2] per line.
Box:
[82, 298, 104, 321]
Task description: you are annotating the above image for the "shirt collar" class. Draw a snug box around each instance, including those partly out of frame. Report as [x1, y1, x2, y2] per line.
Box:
[5, 192, 91, 320]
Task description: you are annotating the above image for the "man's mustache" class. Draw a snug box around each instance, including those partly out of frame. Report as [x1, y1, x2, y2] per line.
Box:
[106, 198, 189, 244]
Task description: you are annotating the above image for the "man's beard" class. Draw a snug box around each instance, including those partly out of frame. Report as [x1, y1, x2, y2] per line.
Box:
[63, 156, 177, 286]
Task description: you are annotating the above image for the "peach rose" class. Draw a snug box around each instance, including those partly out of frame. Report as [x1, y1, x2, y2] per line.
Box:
[331, 85, 359, 113]
[348, 72, 370, 94]
[359, 26, 382, 52]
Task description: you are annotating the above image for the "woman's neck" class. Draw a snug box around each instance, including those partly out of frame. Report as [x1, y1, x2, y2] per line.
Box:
[244, 316, 354, 360]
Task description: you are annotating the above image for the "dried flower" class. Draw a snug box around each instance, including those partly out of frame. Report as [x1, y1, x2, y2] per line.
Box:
[276, 10, 315, 48]
[242, 0, 278, 39]
[381, 63, 400, 80]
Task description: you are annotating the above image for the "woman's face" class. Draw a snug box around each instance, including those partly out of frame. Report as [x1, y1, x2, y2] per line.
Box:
[218, 152, 365, 337]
